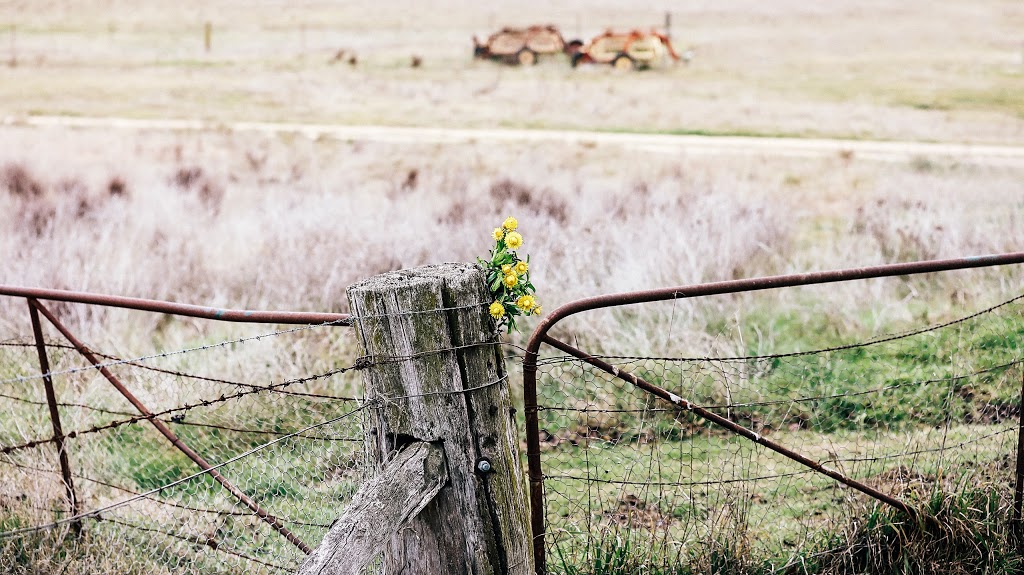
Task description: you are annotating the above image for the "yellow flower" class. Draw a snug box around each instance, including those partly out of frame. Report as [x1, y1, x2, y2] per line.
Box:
[503, 216, 518, 231]
[516, 295, 535, 311]
[505, 231, 523, 250]
[503, 274, 518, 289]
[515, 261, 528, 276]
[501, 264, 513, 275]
[533, 305, 543, 316]
[492, 228, 504, 241]
[489, 301, 505, 318]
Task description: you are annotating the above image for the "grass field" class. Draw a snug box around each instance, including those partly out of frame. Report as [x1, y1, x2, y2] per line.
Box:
[0, 1, 1023, 142]
[2, 122, 1023, 572]
[2, 1, 1024, 573]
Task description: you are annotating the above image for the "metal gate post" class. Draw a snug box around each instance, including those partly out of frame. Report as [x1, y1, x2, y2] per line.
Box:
[27, 299, 80, 534]
[1013, 370, 1024, 543]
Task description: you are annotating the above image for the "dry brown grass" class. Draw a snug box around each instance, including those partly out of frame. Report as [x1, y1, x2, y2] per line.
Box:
[1, 127, 1022, 572]
[1, 125, 1022, 358]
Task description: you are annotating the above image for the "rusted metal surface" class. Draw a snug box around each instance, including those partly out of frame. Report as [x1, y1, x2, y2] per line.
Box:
[27, 299, 80, 534]
[1, 285, 350, 326]
[542, 334, 914, 513]
[1014, 371, 1024, 529]
[31, 300, 314, 555]
[523, 251, 1024, 574]
[571, 29, 680, 69]
[473, 25, 570, 65]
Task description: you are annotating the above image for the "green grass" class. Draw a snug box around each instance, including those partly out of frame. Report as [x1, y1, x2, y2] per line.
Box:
[549, 481, 1023, 575]
[538, 295, 1024, 442]
[534, 290, 1024, 574]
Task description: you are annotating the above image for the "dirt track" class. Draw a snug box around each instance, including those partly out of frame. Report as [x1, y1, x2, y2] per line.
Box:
[6, 115, 1024, 167]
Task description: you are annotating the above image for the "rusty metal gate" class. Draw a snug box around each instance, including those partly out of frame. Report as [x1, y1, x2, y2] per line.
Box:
[0, 286, 357, 572]
[522, 252, 1024, 573]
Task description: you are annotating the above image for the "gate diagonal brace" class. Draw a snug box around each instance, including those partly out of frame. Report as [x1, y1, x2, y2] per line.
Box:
[30, 299, 313, 555]
[541, 334, 914, 516]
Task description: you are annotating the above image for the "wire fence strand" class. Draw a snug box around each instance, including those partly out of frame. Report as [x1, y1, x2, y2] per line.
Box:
[533, 290, 1024, 570]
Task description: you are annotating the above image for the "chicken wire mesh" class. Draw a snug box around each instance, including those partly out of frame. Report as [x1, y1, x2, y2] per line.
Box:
[0, 319, 367, 575]
[532, 292, 1024, 571]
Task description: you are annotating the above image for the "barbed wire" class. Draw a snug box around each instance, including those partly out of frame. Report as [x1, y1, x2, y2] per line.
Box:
[166, 418, 362, 442]
[0, 401, 370, 539]
[5, 288, 1019, 572]
[0, 340, 76, 350]
[0, 299, 518, 572]
[102, 516, 292, 571]
[0, 363, 360, 455]
[0, 389, 138, 417]
[347, 300, 491, 322]
[0, 365, 510, 540]
[87, 349, 360, 401]
[0, 317, 351, 388]
[546, 469, 814, 488]
[535, 358, 1023, 414]
[0, 336, 515, 455]
[0, 300, 502, 390]
[534, 291, 1024, 366]
[833, 426, 1017, 465]
[357, 338, 506, 367]
[0, 456, 332, 529]
[4, 331, 520, 456]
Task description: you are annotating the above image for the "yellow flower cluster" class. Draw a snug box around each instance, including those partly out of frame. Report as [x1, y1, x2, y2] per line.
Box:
[480, 216, 541, 332]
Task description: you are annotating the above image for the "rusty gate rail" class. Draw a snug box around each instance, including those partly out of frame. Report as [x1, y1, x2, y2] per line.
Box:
[523, 251, 1024, 574]
[0, 285, 352, 325]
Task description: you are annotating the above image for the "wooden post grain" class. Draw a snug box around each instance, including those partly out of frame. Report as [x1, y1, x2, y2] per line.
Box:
[297, 442, 448, 575]
[344, 263, 534, 575]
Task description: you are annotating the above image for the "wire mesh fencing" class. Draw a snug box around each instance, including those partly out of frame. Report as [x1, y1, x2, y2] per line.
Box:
[5, 267, 1024, 574]
[0, 318, 368, 575]
[0, 289, 524, 575]
[532, 292, 1024, 572]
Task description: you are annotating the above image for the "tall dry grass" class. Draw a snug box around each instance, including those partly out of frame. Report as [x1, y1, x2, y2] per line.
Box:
[2, 126, 1023, 358]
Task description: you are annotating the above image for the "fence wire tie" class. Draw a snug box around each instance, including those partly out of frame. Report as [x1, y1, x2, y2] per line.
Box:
[366, 375, 509, 410]
[356, 338, 503, 367]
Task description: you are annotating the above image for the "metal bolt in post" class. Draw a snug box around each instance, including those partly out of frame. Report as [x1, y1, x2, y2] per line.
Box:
[476, 458, 493, 474]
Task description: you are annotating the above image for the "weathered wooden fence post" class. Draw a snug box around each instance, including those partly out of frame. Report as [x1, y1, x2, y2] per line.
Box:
[300, 263, 534, 574]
